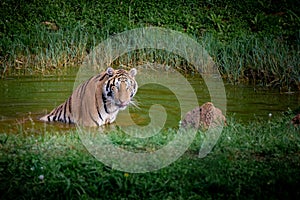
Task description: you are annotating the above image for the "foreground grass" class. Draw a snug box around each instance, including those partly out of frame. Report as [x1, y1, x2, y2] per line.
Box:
[0, 116, 300, 199]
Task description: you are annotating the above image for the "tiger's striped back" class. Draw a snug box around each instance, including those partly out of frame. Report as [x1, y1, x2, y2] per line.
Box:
[40, 67, 138, 127]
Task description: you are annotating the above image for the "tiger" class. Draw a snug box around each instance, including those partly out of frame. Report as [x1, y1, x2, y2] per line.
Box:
[40, 67, 138, 127]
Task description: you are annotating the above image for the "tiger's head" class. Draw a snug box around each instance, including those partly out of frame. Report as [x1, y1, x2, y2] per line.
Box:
[103, 67, 138, 111]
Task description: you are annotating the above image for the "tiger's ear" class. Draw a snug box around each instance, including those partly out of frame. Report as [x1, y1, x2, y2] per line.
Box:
[129, 68, 137, 77]
[106, 67, 114, 76]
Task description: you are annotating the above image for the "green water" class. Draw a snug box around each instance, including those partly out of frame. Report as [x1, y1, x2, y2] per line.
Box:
[0, 68, 299, 134]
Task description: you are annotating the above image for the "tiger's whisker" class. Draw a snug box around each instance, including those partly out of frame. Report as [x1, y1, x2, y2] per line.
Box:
[130, 100, 141, 110]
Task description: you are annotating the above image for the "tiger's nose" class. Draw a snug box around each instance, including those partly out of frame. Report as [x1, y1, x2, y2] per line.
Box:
[119, 100, 128, 107]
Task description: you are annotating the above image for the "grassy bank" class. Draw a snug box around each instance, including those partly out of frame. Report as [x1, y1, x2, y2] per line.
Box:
[1, 0, 300, 90]
[0, 115, 300, 199]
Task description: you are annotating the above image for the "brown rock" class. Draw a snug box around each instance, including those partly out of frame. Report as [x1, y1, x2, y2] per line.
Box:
[41, 21, 59, 31]
[181, 102, 226, 130]
[291, 114, 300, 126]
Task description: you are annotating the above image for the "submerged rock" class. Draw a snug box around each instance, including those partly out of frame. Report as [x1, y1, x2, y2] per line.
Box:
[181, 102, 226, 130]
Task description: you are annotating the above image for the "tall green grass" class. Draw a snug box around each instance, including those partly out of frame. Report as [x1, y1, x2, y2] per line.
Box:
[202, 33, 300, 90]
[1, 0, 299, 89]
[1, 22, 90, 76]
[2, 24, 299, 91]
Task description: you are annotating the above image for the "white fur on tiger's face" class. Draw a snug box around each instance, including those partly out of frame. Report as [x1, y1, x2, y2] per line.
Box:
[40, 67, 138, 127]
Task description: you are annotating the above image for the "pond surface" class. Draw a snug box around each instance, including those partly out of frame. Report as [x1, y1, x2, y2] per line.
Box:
[0, 67, 299, 134]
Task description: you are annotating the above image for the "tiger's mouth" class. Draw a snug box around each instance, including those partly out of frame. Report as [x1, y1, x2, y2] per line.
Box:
[116, 102, 129, 110]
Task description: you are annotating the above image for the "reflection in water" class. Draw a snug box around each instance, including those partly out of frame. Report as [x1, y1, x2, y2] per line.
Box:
[0, 68, 299, 133]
